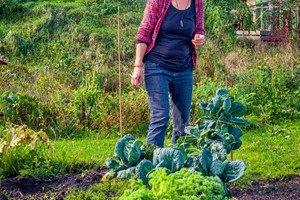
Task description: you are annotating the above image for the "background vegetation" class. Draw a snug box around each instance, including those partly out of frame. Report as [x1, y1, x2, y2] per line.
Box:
[0, 0, 299, 187]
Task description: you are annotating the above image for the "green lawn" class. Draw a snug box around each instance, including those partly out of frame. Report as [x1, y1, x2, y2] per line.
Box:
[54, 121, 300, 184]
[54, 138, 119, 168]
[234, 121, 300, 184]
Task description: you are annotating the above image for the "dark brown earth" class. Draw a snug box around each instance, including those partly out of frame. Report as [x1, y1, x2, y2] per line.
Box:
[230, 175, 300, 200]
[0, 166, 299, 200]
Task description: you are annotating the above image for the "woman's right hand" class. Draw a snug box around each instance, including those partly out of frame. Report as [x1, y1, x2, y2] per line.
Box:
[131, 66, 143, 89]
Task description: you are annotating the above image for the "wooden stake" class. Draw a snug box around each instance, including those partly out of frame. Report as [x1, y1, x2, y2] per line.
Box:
[118, 7, 123, 137]
[225, 75, 234, 161]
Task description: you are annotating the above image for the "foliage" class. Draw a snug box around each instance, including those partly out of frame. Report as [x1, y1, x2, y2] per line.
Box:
[178, 88, 249, 153]
[152, 148, 185, 173]
[120, 168, 227, 200]
[0, 124, 57, 177]
[0, 0, 24, 15]
[204, 0, 254, 48]
[231, 63, 300, 124]
[0, 91, 56, 131]
[1, 0, 299, 139]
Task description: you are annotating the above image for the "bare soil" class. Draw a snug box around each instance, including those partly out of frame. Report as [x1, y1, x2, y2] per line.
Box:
[0, 166, 299, 200]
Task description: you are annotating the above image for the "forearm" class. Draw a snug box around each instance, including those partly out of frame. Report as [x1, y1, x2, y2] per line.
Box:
[134, 43, 147, 66]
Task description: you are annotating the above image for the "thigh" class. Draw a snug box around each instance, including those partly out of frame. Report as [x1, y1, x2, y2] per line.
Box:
[144, 61, 171, 97]
[169, 68, 193, 111]
[144, 61, 172, 115]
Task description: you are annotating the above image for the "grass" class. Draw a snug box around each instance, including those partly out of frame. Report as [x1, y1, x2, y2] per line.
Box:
[53, 136, 147, 167]
[53, 121, 300, 185]
[54, 137, 120, 167]
[234, 121, 300, 184]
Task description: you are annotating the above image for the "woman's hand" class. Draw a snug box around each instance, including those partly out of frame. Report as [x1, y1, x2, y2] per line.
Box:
[192, 34, 206, 47]
[131, 66, 143, 89]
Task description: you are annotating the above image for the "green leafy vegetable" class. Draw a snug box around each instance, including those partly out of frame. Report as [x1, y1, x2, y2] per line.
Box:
[135, 160, 154, 185]
[114, 134, 135, 164]
[221, 160, 247, 183]
[230, 102, 246, 117]
[120, 168, 226, 200]
[117, 167, 136, 179]
[123, 140, 143, 167]
[210, 160, 225, 176]
[199, 148, 212, 174]
[105, 158, 119, 169]
[153, 148, 185, 173]
[216, 88, 229, 97]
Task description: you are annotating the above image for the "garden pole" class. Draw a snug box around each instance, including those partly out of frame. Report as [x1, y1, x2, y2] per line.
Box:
[225, 76, 234, 161]
[118, 7, 123, 137]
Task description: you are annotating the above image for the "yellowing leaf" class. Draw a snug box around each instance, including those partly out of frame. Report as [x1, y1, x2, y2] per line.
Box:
[7, 130, 21, 148]
[0, 140, 7, 153]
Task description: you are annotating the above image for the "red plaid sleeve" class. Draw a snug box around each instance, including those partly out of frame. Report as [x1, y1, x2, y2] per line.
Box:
[136, 0, 159, 46]
[195, 0, 205, 35]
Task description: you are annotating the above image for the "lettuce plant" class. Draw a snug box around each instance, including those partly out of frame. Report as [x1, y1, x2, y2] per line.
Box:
[120, 168, 227, 200]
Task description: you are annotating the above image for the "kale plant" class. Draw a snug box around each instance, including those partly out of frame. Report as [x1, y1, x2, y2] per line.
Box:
[177, 88, 249, 154]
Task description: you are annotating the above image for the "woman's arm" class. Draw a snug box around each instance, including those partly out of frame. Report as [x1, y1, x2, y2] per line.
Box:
[131, 43, 147, 89]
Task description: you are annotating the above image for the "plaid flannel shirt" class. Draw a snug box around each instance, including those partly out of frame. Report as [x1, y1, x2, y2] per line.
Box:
[136, 0, 205, 70]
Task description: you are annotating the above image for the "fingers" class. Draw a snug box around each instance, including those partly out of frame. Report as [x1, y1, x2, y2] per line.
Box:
[131, 75, 142, 88]
[131, 67, 143, 88]
[192, 34, 206, 47]
[192, 39, 205, 47]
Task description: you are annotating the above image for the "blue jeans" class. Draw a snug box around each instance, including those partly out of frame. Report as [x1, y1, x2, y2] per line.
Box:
[144, 61, 193, 147]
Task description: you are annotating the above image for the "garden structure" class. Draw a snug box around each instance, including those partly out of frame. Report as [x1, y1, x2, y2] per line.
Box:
[237, 0, 300, 42]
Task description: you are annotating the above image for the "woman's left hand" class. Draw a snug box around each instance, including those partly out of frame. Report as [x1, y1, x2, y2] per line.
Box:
[192, 34, 206, 47]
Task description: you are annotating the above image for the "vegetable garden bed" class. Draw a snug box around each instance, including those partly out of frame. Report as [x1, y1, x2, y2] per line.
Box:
[0, 167, 299, 200]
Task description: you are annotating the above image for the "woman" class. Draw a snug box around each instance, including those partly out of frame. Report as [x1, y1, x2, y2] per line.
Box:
[131, 0, 206, 147]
